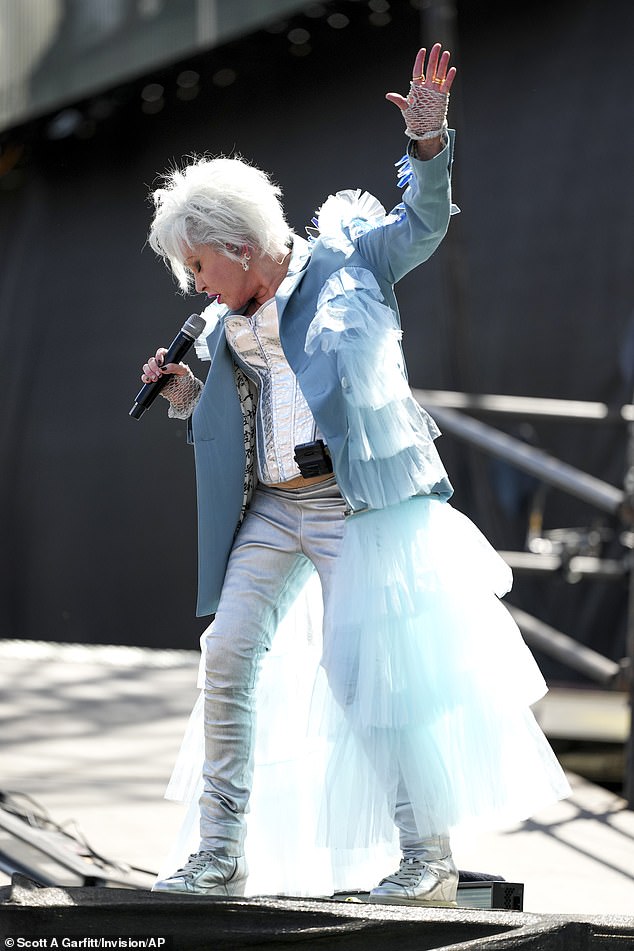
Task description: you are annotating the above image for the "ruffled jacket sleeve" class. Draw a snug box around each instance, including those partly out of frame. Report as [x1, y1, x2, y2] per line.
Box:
[352, 136, 457, 284]
[301, 138, 458, 511]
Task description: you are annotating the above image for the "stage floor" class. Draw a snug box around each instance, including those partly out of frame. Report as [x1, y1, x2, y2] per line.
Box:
[1, 638, 633, 915]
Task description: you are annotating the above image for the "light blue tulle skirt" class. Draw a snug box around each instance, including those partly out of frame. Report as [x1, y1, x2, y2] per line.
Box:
[160, 496, 569, 896]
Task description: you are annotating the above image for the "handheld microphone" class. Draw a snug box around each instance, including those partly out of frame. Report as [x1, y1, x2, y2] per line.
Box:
[129, 312, 207, 420]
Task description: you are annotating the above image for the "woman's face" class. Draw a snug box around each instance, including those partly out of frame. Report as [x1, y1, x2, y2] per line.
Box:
[185, 244, 252, 310]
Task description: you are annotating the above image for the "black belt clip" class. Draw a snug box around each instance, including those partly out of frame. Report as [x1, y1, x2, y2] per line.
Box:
[293, 439, 333, 478]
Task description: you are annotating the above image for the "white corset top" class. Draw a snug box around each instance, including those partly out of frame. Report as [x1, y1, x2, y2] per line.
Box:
[224, 299, 319, 485]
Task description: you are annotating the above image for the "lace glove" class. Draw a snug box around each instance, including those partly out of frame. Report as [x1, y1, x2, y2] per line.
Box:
[401, 82, 449, 141]
[160, 364, 203, 419]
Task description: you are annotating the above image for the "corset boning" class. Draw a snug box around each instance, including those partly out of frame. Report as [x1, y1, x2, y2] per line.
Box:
[224, 299, 320, 484]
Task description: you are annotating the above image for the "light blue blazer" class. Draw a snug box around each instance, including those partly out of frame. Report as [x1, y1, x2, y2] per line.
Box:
[190, 136, 456, 616]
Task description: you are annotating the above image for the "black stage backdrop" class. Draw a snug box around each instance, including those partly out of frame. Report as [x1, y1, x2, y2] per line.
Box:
[1, 0, 632, 682]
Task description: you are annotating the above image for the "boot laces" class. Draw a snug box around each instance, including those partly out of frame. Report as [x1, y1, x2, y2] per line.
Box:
[175, 851, 224, 879]
[384, 856, 432, 886]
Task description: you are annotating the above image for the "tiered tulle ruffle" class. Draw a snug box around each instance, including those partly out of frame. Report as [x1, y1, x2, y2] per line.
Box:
[305, 266, 450, 509]
[314, 497, 570, 851]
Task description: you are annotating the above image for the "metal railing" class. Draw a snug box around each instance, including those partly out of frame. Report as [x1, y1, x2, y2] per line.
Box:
[413, 389, 634, 805]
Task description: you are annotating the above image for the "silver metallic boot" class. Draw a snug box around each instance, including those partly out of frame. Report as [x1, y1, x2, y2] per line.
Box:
[369, 836, 458, 906]
[152, 850, 248, 896]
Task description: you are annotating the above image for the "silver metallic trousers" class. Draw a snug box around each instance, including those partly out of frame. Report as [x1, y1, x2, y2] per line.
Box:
[200, 478, 432, 856]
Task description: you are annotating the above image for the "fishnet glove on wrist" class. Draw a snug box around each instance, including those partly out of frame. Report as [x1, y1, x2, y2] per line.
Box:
[160, 365, 203, 419]
[403, 83, 449, 140]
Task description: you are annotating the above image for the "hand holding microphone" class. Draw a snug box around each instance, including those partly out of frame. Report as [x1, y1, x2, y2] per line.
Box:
[130, 312, 206, 419]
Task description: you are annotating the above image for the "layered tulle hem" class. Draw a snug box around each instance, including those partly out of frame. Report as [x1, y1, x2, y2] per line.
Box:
[314, 497, 570, 848]
[158, 498, 569, 896]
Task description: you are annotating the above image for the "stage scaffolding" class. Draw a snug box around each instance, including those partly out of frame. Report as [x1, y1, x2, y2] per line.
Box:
[413, 389, 634, 807]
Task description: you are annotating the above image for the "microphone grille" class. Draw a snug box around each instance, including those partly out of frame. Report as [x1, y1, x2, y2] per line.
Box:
[183, 313, 207, 339]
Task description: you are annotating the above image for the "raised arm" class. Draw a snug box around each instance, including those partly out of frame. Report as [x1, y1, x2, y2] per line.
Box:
[352, 44, 457, 284]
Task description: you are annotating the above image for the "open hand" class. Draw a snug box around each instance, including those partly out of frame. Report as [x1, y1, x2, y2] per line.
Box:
[386, 43, 456, 114]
